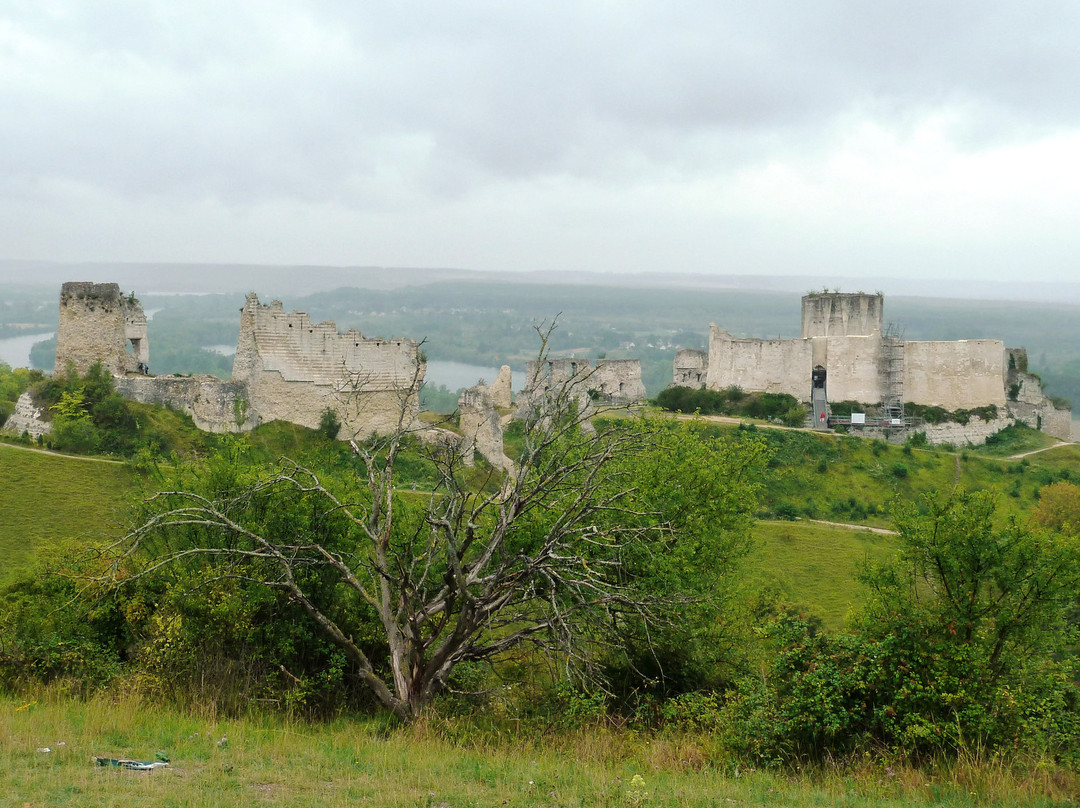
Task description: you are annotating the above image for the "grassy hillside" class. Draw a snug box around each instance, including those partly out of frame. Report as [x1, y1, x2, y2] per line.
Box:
[1, 419, 1073, 628]
[745, 423, 1063, 527]
[0, 445, 136, 583]
[752, 520, 897, 630]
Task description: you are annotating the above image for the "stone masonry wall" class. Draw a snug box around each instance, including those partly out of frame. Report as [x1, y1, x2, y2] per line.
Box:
[231, 293, 424, 438]
[705, 327, 810, 399]
[801, 293, 883, 338]
[458, 385, 513, 471]
[55, 282, 147, 376]
[904, 340, 1006, 410]
[818, 335, 883, 403]
[673, 349, 708, 388]
[116, 375, 258, 433]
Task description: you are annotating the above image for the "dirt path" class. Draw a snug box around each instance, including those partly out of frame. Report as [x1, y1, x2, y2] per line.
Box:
[1009, 441, 1076, 459]
[800, 518, 898, 535]
[0, 441, 127, 465]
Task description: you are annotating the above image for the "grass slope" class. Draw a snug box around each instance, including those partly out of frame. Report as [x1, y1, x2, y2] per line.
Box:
[752, 520, 897, 630]
[0, 444, 135, 583]
[3, 693, 1075, 807]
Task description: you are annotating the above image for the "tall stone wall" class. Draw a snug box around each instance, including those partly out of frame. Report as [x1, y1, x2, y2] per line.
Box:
[818, 335, 883, 403]
[705, 327, 810, 398]
[230, 294, 424, 438]
[55, 282, 148, 376]
[801, 293, 883, 338]
[904, 340, 1006, 410]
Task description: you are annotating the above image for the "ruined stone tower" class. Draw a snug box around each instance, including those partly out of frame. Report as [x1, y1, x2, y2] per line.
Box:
[54, 282, 148, 376]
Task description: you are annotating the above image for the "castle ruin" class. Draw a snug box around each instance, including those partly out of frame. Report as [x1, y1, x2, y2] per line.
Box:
[675, 292, 1071, 443]
[50, 282, 425, 439]
[54, 282, 148, 376]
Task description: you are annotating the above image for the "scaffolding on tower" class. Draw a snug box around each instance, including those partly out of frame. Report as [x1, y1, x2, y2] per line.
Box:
[882, 323, 905, 425]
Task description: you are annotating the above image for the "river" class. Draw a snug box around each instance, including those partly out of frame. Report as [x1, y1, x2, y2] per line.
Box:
[424, 360, 523, 392]
[0, 332, 53, 370]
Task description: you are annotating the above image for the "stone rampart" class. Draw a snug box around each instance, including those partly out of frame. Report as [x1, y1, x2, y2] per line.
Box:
[705, 327, 809, 398]
[818, 335, 883, 403]
[230, 293, 424, 438]
[904, 340, 1006, 410]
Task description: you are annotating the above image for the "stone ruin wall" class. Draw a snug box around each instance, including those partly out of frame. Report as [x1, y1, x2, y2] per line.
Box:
[230, 294, 424, 438]
[673, 349, 708, 388]
[54, 282, 148, 376]
[457, 385, 513, 471]
[686, 293, 1072, 445]
[801, 292, 883, 338]
[904, 340, 1006, 411]
[520, 357, 646, 409]
[705, 327, 810, 399]
[115, 375, 257, 434]
[1005, 348, 1073, 440]
[487, 365, 513, 409]
[814, 335, 884, 403]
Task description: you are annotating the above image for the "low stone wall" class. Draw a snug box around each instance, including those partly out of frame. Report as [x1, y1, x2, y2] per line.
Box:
[116, 375, 258, 433]
[917, 414, 1015, 446]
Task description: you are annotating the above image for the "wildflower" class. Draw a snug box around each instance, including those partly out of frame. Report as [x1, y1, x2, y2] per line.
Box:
[626, 774, 648, 807]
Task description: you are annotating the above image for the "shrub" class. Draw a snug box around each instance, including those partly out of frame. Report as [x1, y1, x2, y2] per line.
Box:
[318, 407, 342, 440]
[772, 501, 800, 521]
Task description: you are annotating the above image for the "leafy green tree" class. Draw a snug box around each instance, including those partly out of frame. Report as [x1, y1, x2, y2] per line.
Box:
[109, 346, 768, 720]
[1032, 481, 1080, 536]
[727, 489, 1080, 760]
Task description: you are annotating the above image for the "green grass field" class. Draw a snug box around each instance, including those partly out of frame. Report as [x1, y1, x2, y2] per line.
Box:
[0, 444, 136, 583]
[751, 520, 898, 630]
[3, 692, 1076, 807]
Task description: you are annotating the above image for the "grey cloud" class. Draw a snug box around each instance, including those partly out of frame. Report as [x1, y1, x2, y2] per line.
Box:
[4, 1, 1080, 219]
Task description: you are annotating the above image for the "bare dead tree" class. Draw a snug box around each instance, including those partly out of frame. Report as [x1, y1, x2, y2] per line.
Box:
[106, 327, 764, 719]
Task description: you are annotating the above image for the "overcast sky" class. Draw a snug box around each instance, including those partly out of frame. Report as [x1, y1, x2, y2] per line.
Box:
[3, 1, 1080, 283]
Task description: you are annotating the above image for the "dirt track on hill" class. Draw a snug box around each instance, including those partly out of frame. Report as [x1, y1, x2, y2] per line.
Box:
[0, 441, 126, 464]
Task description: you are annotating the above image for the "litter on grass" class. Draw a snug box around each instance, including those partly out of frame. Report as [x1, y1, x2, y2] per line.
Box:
[93, 757, 170, 772]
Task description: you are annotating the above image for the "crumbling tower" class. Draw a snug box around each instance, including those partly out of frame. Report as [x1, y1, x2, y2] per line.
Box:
[54, 282, 148, 377]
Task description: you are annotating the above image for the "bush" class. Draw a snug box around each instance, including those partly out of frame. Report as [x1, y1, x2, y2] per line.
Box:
[772, 501, 800, 521]
[318, 407, 342, 440]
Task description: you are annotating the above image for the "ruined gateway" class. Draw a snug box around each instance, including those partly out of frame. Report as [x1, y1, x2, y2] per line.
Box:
[674, 292, 1072, 444]
[53, 282, 425, 439]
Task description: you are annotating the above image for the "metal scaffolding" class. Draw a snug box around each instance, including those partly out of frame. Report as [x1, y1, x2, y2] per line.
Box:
[882, 324, 905, 424]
